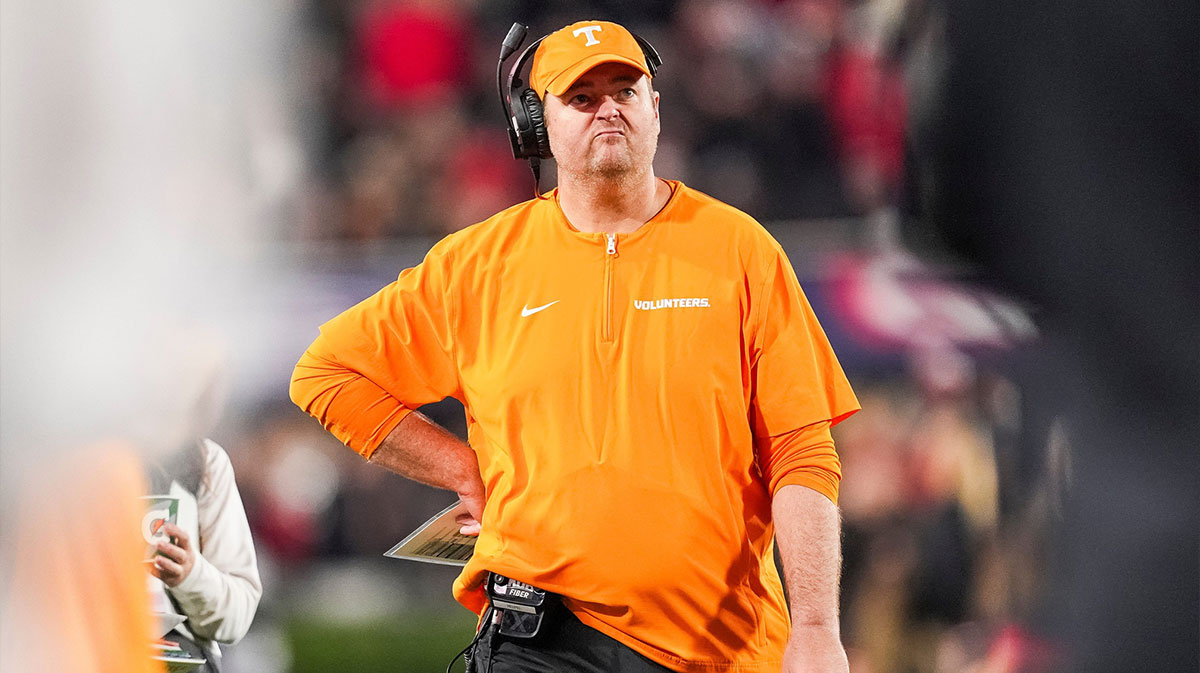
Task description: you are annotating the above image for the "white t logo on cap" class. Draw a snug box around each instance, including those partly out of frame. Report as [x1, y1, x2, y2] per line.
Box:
[573, 25, 603, 46]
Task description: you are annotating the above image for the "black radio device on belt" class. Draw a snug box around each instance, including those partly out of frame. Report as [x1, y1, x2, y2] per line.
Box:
[486, 573, 550, 638]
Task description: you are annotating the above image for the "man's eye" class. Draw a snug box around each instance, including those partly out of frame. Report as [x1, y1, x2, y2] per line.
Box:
[572, 94, 591, 105]
[622, 88, 636, 97]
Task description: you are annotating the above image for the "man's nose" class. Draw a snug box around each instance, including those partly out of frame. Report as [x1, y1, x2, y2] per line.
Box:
[596, 96, 621, 120]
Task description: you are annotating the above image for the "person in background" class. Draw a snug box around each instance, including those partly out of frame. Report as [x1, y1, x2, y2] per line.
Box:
[147, 437, 263, 673]
[136, 328, 264, 673]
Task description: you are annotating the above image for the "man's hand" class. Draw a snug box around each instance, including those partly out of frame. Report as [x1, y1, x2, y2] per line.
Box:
[454, 485, 486, 536]
[149, 522, 196, 587]
[782, 624, 849, 673]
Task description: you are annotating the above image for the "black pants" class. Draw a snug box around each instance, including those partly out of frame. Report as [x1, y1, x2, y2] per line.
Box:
[469, 601, 673, 673]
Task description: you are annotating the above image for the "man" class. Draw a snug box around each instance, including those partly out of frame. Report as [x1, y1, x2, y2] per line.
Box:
[291, 20, 859, 673]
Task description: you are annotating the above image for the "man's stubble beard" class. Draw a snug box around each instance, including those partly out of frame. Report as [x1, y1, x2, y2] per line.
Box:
[590, 152, 638, 181]
[565, 129, 659, 186]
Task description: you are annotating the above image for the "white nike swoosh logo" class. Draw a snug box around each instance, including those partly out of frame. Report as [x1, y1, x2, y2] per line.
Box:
[521, 301, 560, 317]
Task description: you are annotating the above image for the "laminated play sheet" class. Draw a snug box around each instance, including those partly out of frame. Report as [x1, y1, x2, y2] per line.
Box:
[383, 501, 476, 566]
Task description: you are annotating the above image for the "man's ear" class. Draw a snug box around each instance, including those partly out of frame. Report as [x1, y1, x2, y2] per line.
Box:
[653, 90, 661, 119]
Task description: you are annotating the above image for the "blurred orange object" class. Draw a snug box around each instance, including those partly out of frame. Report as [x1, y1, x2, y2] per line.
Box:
[0, 443, 163, 673]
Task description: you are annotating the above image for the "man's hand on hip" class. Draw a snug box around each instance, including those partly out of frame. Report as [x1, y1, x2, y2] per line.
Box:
[455, 485, 486, 536]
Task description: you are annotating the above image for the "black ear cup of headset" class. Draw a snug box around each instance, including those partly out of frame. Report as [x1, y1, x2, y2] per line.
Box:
[513, 84, 553, 159]
[497, 23, 663, 162]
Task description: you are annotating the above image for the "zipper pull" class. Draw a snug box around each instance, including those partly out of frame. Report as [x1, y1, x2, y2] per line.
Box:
[606, 233, 617, 256]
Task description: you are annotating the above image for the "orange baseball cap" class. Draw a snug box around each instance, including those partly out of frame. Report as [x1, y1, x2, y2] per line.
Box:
[530, 21, 653, 98]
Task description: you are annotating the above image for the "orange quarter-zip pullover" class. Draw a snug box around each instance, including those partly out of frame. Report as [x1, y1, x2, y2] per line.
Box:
[291, 180, 859, 671]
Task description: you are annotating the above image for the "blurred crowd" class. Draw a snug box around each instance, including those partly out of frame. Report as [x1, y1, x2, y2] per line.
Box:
[289, 0, 913, 240]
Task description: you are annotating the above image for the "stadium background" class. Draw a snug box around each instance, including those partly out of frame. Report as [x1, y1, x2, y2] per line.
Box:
[1, 1, 1195, 672]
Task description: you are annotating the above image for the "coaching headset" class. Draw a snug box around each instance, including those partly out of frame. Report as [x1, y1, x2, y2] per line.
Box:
[496, 22, 662, 188]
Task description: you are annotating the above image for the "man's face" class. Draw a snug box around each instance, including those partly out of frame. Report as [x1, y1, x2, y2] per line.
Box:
[542, 62, 660, 181]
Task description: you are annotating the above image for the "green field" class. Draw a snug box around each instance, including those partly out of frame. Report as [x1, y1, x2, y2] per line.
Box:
[286, 612, 479, 673]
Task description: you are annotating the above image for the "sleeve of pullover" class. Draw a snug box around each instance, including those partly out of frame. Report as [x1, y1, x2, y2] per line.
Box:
[290, 241, 461, 457]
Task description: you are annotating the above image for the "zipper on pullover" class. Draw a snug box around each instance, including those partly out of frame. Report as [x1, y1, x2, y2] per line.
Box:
[603, 233, 618, 342]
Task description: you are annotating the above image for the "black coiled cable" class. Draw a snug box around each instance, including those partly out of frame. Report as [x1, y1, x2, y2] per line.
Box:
[445, 606, 495, 673]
